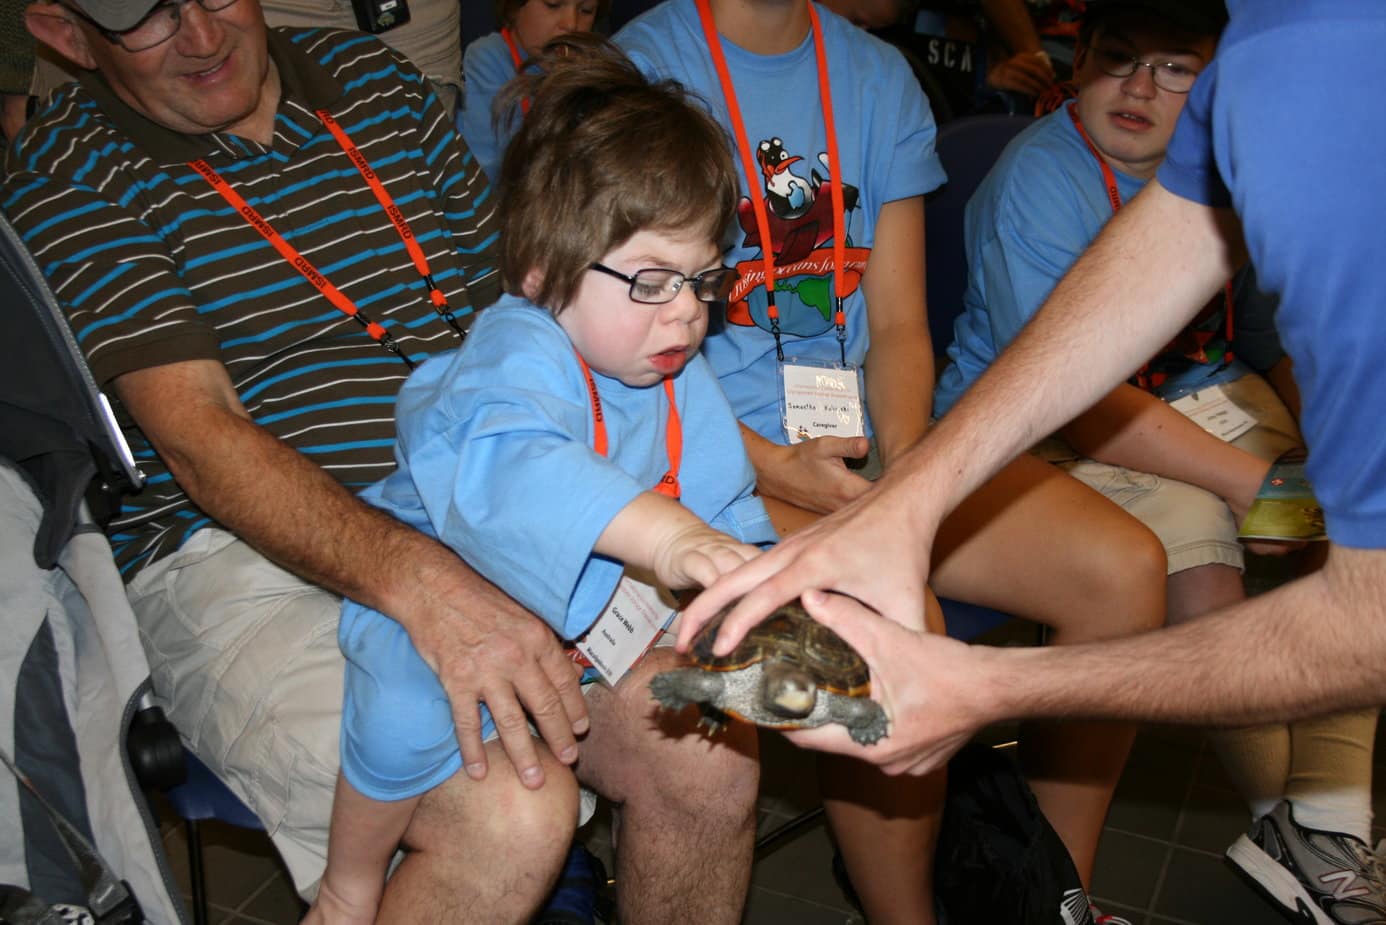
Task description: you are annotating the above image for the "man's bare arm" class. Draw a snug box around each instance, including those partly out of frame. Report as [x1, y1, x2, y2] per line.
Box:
[114, 358, 588, 786]
[787, 544, 1386, 776]
[681, 180, 1242, 651]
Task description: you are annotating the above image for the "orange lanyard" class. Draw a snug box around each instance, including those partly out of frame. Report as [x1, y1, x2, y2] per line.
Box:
[190, 111, 467, 369]
[695, 0, 848, 363]
[500, 28, 531, 115]
[1066, 103, 1234, 386]
[575, 351, 682, 499]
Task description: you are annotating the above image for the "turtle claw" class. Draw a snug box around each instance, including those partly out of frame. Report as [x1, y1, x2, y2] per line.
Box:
[697, 705, 731, 737]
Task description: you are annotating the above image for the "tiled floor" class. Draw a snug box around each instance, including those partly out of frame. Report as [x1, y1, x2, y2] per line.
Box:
[149, 705, 1386, 925]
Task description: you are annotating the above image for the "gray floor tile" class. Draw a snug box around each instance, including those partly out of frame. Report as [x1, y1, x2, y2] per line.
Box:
[1174, 784, 1251, 855]
[1091, 829, 1168, 911]
[748, 816, 855, 914]
[1151, 847, 1283, 924]
[1106, 734, 1200, 841]
[238, 871, 306, 924]
[742, 885, 862, 925]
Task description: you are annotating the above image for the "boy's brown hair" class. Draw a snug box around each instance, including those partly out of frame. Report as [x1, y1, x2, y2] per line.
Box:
[493, 0, 612, 29]
[496, 35, 739, 312]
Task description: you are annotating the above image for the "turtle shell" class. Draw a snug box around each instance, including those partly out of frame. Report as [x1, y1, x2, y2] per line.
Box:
[688, 599, 871, 697]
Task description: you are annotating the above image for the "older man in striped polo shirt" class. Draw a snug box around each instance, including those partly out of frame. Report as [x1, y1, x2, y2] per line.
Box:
[4, 1, 759, 920]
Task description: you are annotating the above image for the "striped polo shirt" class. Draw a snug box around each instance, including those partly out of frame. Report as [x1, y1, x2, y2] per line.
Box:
[2, 27, 501, 577]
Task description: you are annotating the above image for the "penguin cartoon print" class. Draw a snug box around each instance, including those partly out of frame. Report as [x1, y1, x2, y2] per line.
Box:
[759, 137, 813, 218]
[725, 136, 869, 335]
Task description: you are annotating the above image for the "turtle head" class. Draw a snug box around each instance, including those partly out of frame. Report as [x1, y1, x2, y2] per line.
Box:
[761, 662, 817, 719]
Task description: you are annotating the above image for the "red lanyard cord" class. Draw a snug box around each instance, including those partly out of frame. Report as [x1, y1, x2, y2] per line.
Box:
[576, 351, 682, 499]
[188, 158, 415, 368]
[1066, 104, 1234, 387]
[807, 1, 849, 360]
[696, 0, 849, 364]
[317, 109, 467, 339]
[191, 112, 473, 367]
[500, 28, 532, 115]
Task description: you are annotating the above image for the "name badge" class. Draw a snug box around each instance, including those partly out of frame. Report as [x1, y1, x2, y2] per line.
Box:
[779, 357, 865, 444]
[574, 575, 677, 687]
[1168, 383, 1256, 442]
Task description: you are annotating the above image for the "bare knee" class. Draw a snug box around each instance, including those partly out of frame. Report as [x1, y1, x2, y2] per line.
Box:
[1067, 518, 1168, 639]
[591, 654, 760, 824]
[407, 742, 579, 859]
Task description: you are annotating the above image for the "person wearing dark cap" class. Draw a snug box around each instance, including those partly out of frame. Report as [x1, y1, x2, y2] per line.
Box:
[679, 1, 1386, 921]
[931, 0, 1384, 915]
[0, 1, 746, 920]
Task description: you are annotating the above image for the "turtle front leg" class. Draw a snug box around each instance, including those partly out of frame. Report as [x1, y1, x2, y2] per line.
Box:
[829, 695, 890, 745]
[649, 668, 725, 712]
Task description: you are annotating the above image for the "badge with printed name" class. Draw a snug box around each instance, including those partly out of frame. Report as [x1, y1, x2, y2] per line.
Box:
[779, 357, 865, 444]
[1168, 384, 1256, 442]
[574, 575, 677, 687]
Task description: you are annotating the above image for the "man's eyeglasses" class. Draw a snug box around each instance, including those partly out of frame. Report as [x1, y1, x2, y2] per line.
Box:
[70, 0, 241, 52]
[589, 263, 738, 305]
[1090, 45, 1201, 94]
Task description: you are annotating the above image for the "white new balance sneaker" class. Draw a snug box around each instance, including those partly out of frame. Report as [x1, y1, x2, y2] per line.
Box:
[1227, 800, 1386, 925]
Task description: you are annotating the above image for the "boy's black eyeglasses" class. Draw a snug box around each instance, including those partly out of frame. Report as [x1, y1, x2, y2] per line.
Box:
[1090, 44, 1200, 94]
[66, 0, 241, 52]
[589, 263, 738, 305]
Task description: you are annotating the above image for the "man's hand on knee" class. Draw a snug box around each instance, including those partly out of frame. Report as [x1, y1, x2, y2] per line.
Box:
[396, 551, 588, 789]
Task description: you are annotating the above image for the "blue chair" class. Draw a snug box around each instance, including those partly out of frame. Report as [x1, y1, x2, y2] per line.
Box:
[926, 113, 1035, 355]
[157, 750, 264, 925]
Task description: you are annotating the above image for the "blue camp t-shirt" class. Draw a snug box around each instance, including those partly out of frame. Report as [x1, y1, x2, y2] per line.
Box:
[617, 0, 947, 443]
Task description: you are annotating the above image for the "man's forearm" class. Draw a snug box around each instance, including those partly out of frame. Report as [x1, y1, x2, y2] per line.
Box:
[114, 359, 484, 622]
[970, 545, 1386, 727]
[887, 182, 1240, 524]
[160, 398, 476, 617]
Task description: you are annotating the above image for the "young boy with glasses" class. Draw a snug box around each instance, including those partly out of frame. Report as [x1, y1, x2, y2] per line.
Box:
[307, 37, 775, 925]
[935, 1, 1384, 919]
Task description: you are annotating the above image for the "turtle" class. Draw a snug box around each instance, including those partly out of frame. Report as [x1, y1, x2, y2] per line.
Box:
[648, 599, 888, 745]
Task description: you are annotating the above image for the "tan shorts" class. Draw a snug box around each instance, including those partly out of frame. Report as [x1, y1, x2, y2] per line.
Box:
[127, 528, 343, 896]
[130, 529, 608, 896]
[1033, 374, 1301, 575]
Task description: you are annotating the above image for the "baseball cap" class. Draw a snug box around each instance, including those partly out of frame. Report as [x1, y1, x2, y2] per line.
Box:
[68, 0, 166, 33]
[1082, 0, 1228, 36]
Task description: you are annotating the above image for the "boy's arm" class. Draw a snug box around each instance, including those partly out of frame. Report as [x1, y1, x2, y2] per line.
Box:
[594, 491, 760, 592]
[861, 196, 933, 468]
[1060, 381, 1271, 523]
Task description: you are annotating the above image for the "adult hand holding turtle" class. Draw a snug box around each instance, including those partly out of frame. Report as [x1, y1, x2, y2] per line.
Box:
[679, 0, 1386, 783]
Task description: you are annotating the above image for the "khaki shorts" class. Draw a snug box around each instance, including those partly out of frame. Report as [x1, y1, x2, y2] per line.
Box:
[128, 529, 343, 896]
[130, 529, 606, 896]
[1033, 373, 1301, 575]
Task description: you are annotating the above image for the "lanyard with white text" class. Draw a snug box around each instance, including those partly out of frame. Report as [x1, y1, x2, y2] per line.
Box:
[190, 112, 467, 368]
[576, 351, 682, 499]
[695, 0, 849, 364]
[500, 28, 532, 115]
[1066, 103, 1234, 389]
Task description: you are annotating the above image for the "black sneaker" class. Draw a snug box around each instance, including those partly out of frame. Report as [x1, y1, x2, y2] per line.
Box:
[1226, 800, 1386, 925]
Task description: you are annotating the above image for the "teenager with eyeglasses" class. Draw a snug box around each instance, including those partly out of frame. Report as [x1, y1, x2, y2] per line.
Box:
[931, 0, 1384, 913]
